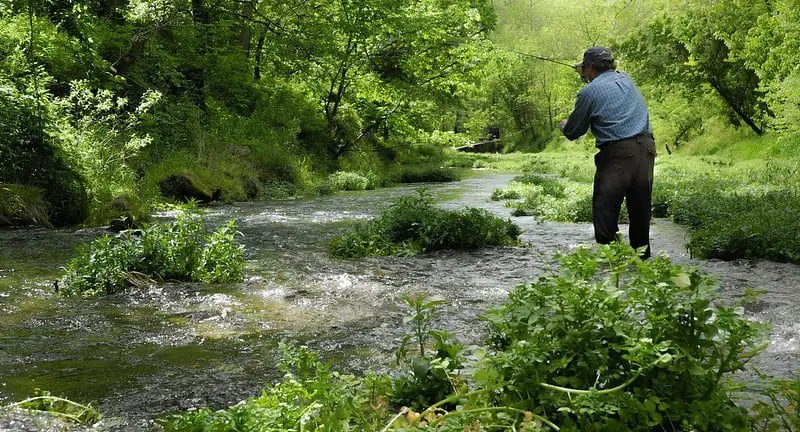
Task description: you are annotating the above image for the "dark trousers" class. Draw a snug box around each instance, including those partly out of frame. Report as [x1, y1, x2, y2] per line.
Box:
[593, 134, 656, 257]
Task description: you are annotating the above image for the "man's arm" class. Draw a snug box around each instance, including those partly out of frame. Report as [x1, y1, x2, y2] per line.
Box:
[560, 91, 592, 140]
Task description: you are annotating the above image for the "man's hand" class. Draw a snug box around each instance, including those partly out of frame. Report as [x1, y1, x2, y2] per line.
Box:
[559, 119, 567, 131]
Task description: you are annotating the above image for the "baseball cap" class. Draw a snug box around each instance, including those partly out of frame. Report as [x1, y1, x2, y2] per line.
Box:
[580, 46, 614, 67]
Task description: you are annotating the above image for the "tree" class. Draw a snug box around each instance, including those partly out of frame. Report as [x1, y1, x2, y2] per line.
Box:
[615, 0, 771, 135]
[247, 0, 497, 159]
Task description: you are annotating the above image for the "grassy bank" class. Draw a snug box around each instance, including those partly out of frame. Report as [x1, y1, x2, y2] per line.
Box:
[463, 133, 800, 263]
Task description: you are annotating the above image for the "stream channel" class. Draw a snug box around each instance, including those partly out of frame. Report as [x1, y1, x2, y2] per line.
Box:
[1, 172, 798, 431]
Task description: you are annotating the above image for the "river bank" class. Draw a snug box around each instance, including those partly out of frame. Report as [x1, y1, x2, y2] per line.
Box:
[1, 172, 797, 431]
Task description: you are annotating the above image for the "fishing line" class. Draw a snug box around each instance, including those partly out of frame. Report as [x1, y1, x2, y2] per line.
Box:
[506, 49, 576, 68]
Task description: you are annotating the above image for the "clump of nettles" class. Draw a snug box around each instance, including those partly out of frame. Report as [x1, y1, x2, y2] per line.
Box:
[328, 189, 521, 258]
[482, 241, 769, 431]
[59, 210, 245, 296]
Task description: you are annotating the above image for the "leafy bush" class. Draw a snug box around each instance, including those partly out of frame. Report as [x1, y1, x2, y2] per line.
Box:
[751, 372, 800, 432]
[0, 82, 89, 226]
[327, 171, 374, 191]
[510, 182, 595, 223]
[491, 188, 521, 201]
[480, 242, 767, 431]
[398, 166, 461, 183]
[158, 245, 793, 432]
[391, 295, 464, 411]
[329, 190, 521, 258]
[655, 165, 800, 263]
[511, 173, 567, 198]
[59, 210, 245, 296]
[49, 81, 160, 222]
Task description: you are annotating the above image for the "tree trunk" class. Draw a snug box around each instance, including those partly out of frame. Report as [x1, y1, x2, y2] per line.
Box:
[188, 0, 209, 110]
[710, 82, 763, 135]
[191, 0, 209, 24]
[253, 29, 266, 81]
[239, 1, 254, 58]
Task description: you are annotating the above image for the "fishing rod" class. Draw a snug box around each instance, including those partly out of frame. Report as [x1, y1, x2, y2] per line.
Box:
[506, 50, 576, 69]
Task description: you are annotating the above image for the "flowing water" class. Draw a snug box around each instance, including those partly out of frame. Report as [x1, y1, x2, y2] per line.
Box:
[1, 172, 798, 431]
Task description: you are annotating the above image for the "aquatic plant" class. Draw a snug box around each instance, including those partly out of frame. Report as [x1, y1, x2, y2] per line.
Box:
[487, 151, 800, 263]
[158, 343, 394, 432]
[398, 166, 461, 183]
[751, 372, 800, 432]
[1, 389, 100, 425]
[327, 170, 375, 191]
[59, 209, 245, 296]
[328, 189, 521, 258]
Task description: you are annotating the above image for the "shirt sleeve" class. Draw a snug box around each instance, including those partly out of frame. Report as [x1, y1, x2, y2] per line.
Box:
[561, 90, 592, 141]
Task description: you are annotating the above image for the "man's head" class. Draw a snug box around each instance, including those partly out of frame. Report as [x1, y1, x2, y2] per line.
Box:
[575, 46, 616, 82]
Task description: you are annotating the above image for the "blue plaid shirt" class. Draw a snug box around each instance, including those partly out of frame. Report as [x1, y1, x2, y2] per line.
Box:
[562, 70, 652, 146]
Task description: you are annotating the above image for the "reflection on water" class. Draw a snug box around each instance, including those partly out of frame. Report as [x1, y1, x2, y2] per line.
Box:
[1, 172, 798, 431]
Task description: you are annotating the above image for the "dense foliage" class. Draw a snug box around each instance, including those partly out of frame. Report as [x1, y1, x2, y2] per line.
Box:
[59, 209, 245, 296]
[328, 190, 521, 258]
[0, 0, 497, 226]
[481, 242, 766, 431]
[160, 243, 794, 431]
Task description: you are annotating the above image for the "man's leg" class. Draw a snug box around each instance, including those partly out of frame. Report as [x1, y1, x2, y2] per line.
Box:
[626, 135, 656, 257]
[593, 145, 631, 244]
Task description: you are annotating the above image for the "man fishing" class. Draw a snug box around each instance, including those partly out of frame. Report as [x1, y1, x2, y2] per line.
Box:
[559, 46, 656, 258]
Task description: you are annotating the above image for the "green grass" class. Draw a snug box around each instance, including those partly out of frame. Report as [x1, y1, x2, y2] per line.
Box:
[471, 132, 800, 263]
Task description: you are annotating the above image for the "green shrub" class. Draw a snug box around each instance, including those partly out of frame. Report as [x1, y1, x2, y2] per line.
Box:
[472, 159, 489, 169]
[655, 168, 800, 263]
[0, 82, 89, 226]
[511, 173, 567, 198]
[398, 166, 461, 183]
[59, 210, 245, 296]
[328, 171, 374, 191]
[510, 182, 595, 223]
[329, 190, 521, 258]
[684, 190, 800, 263]
[157, 245, 792, 432]
[391, 295, 464, 411]
[263, 180, 299, 198]
[481, 241, 767, 431]
[491, 188, 521, 201]
[751, 372, 800, 432]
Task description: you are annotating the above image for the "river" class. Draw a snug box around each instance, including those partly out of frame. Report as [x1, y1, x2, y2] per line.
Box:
[1, 172, 797, 431]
